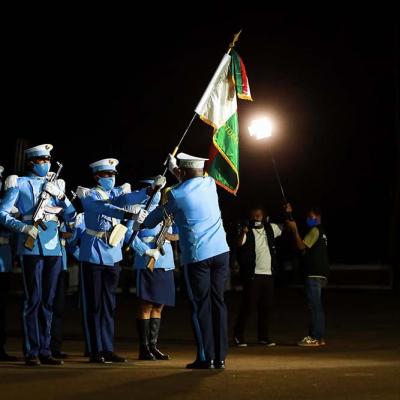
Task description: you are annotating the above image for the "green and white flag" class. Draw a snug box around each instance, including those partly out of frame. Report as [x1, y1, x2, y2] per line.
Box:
[195, 50, 252, 194]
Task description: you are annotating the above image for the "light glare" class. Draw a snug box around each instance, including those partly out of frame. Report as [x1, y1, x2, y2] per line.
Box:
[248, 117, 273, 140]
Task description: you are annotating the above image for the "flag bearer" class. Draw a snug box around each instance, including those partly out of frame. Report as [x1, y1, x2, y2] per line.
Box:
[142, 153, 230, 369]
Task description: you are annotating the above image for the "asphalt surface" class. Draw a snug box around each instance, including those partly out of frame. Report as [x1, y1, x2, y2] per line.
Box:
[1, 288, 399, 400]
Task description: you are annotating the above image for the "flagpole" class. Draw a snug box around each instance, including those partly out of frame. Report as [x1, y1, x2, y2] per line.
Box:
[161, 29, 243, 176]
[125, 30, 242, 252]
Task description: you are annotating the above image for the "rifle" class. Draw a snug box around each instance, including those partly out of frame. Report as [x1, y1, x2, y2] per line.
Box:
[124, 184, 163, 252]
[146, 212, 174, 272]
[24, 162, 63, 250]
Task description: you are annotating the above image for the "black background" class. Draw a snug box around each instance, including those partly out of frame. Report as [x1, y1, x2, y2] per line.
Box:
[1, 6, 399, 265]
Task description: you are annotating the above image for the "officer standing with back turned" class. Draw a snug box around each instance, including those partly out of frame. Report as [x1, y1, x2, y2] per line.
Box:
[143, 152, 230, 369]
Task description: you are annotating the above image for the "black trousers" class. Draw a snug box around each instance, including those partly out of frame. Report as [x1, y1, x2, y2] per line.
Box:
[234, 274, 274, 342]
[80, 262, 120, 355]
[184, 252, 229, 362]
[0, 273, 11, 350]
[50, 270, 67, 354]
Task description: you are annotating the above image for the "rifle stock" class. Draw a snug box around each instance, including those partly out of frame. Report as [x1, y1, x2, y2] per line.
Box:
[147, 257, 156, 272]
[23, 220, 41, 250]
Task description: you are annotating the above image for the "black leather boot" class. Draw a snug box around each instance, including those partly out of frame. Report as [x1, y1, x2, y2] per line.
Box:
[137, 319, 155, 360]
[149, 318, 170, 360]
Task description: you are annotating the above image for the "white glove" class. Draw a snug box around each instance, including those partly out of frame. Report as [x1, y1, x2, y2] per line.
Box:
[136, 209, 149, 224]
[125, 204, 142, 214]
[145, 248, 160, 261]
[76, 186, 90, 199]
[44, 181, 65, 200]
[152, 175, 166, 190]
[168, 154, 178, 173]
[21, 224, 39, 239]
[56, 179, 66, 193]
[120, 183, 131, 194]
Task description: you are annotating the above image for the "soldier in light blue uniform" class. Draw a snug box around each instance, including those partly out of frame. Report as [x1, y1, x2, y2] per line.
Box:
[130, 179, 178, 361]
[0, 144, 76, 366]
[143, 153, 230, 370]
[79, 158, 166, 364]
[50, 216, 74, 359]
[0, 166, 18, 361]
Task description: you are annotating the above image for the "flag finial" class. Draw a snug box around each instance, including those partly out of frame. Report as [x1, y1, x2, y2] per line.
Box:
[227, 29, 242, 54]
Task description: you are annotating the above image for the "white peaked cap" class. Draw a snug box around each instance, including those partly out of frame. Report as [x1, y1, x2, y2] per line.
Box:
[25, 144, 53, 158]
[89, 158, 119, 173]
[177, 152, 208, 169]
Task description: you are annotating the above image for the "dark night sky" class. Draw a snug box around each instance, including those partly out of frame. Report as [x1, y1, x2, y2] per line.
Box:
[1, 6, 399, 265]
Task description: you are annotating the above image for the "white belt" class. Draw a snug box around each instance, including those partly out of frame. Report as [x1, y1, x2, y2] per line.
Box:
[142, 236, 170, 244]
[22, 214, 59, 223]
[142, 236, 156, 243]
[0, 237, 10, 245]
[86, 229, 108, 239]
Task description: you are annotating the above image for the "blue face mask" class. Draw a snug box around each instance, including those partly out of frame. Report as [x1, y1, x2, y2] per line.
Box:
[32, 162, 51, 177]
[306, 217, 319, 228]
[98, 176, 115, 191]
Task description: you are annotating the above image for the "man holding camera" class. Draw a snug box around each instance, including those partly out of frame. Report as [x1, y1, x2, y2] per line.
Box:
[234, 206, 282, 347]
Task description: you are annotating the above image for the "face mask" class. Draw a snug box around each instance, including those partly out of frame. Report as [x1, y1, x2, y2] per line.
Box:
[98, 176, 115, 191]
[306, 217, 319, 228]
[32, 162, 51, 177]
[250, 220, 264, 229]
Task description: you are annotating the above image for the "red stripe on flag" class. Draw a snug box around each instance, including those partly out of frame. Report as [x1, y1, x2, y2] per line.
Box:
[206, 143, 219, 170]
[239, 57, 249, 96]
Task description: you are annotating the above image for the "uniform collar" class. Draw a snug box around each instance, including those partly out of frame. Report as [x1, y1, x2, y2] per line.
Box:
[27, 172, 46, 180]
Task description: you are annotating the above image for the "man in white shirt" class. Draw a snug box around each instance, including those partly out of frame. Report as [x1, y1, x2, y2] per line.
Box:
[234, 207, 282, 347]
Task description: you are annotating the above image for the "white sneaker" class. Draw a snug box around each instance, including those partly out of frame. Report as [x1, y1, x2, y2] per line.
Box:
[233, 337, 248, 347]
[259, 340, 276, 347]
[297, 336, 321, 347]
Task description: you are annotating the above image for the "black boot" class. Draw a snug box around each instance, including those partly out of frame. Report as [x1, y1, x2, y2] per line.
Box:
[149, 318, 170, 360]
[137, 319, 155, 360]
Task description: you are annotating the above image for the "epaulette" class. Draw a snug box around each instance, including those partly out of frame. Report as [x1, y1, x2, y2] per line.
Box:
[4, 175, 18, 190]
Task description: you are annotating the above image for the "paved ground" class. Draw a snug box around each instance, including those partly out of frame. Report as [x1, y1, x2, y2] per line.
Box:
[1, 289, 399, 399]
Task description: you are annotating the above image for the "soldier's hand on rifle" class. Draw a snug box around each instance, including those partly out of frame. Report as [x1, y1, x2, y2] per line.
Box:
[21, 224, 39, 239]
[167, 154, 178, 173]
[152, 175, 166, 190]
[124, 205, 149, 224]
[44, 181, 65, 200]
[145, 248, 160, 261]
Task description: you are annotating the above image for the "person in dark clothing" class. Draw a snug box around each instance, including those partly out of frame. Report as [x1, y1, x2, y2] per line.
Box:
[286, 204, 329, 347]
[234, 207, 282, 347]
